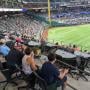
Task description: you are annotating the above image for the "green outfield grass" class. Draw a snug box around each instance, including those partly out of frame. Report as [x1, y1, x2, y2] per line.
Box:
[48, 24, 90, 51]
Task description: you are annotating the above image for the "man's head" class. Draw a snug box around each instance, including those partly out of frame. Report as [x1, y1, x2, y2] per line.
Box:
[48, 53, 56, 62]
[24, 47, 32, 55]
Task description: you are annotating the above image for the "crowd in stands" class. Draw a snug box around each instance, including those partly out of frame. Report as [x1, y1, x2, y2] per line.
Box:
[0, 34, 69, 90]
[38, 12, 90, 24]
[0, 28, 90, 90]
[22, 0, 90, 3]
[37, 6, 90, 25]
[0, 13, 78, 90]
[0, 8, 90, 90]
[0, 13, 68, 90]
[0, 14, 45, 40]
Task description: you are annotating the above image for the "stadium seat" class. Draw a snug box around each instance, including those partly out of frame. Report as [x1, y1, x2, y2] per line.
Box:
[0, 65, 18, 90]
[47, 83, 57, 90]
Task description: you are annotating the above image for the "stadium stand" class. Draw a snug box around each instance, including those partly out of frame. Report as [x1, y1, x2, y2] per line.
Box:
[36, 6, 90, 25]
[0, 0, 90, 90]
[0, 13, 46, 40]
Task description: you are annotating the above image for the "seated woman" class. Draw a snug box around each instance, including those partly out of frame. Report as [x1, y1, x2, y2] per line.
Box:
[22, 47, 37, 88]
[40, 53, 69, 90]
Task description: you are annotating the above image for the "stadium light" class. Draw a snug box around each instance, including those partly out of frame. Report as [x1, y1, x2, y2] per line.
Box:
[48, 0, 51, 25]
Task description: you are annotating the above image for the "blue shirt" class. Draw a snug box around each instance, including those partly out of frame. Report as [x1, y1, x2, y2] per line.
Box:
[40, 62, 59, 85]
[0, 45, 10, 56]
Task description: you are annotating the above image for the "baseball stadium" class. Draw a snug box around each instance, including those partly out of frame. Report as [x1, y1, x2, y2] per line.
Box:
[0, 0, 90, 90]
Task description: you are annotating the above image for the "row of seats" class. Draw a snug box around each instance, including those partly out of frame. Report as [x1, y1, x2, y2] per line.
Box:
[38, 12, 90, 25]
[0, 14, 45, 40]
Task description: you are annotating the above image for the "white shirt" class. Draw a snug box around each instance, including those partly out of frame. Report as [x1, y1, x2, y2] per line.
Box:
[22, 55, 32, 75]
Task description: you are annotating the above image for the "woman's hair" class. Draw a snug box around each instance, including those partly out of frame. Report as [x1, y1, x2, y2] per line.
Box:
[24, 47, 32, 55]
[48, 53, 56, 62]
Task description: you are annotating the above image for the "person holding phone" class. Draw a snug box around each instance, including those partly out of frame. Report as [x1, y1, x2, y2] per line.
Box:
[40, 53, 69, 90]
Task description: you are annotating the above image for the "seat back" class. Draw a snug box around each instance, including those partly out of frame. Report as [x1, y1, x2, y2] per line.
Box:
[33, 71, 47, 90]
[15, 64, 30, 82]
[1, 63, 22, 82]
[47, 83, 57, 90]
[1, 68, 11, 81]
[0, 60, 11, 81]
[0, 61, 3, 70]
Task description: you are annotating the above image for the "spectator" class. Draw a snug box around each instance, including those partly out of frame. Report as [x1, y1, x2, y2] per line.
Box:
[22, 47, 37, 74]
[73, 45, 80, 51]
[22, 47, 37, 88]
[40, 53, 69, 90]
[6, 46, 24, 67]
[6, 46, 24, 76]
[0, 39, 10, 57]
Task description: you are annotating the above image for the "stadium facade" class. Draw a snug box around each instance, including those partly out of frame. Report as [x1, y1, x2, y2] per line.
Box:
[0, 0, 90, 8]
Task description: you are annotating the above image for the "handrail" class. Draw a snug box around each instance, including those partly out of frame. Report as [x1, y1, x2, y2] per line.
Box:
[57, 59, 90, 76]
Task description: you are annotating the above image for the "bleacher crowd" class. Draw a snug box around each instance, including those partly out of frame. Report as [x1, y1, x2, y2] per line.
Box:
[0, 14, 45, 40]
[0, 13, 69, 90]
[0, 12, 90, 90]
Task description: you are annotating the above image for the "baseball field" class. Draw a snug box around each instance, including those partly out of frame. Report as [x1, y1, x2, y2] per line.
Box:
[48, 24, 90, 51]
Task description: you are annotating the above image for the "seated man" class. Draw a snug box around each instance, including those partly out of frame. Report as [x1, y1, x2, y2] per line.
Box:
[40, 53, 69, 90]
[6, 46, 24, 66]
[6, 46, 24, 75]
